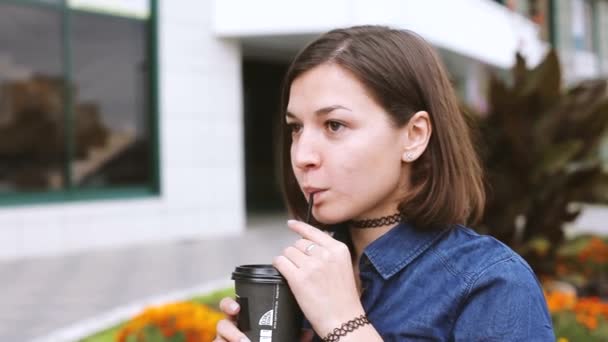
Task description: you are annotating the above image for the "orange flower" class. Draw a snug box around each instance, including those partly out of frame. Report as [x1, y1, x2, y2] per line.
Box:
[578, 237, 608, 265]
[117, 301, 225, 342]
[576, 313, 598, 330]
[544, 277, 608, 333]
[544, 290, 576, 313]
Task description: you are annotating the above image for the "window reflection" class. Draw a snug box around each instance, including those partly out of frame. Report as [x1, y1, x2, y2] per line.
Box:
[71, 12, 151, 188]
[0, 4, 65, 192]
[0, 2, 153, 195]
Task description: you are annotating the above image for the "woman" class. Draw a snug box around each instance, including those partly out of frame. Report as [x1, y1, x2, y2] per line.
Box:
[215, 25, 554, 341]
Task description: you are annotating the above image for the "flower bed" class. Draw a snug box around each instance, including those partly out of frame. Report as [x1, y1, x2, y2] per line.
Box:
[544, 235, 608, 341]
[545, 290, 608, 341]
[116, 301, 224, 342]
[80, 234, 608, 341]
[80, 287, 233, 342]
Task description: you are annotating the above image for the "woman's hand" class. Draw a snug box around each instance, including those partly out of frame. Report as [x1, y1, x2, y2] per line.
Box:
[214, 297, 315, 342]
[214, 297, 250, 342]
[273, 220, 365, 337]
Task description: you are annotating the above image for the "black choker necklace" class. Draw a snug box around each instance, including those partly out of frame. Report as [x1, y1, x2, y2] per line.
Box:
[349, 212, 403, 229]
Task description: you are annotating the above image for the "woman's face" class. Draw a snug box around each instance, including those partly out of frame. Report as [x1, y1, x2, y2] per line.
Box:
[286, 63, 411, 224]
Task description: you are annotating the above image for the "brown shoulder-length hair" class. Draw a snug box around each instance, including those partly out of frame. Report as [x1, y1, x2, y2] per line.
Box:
[276, 25, 485, 230]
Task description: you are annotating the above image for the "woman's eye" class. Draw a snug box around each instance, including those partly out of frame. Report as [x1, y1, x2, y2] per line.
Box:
[286, 123, 302, 134]
[327, 121, 344, 132]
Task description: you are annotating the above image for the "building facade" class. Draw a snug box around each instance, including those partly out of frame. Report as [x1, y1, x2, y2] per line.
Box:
[501, 0, 608, 82]
[0, 0, 573, 260]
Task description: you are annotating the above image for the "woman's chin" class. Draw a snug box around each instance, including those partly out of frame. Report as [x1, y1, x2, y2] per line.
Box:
[315, 218, 342, 226]
[312, 207, 350, 225]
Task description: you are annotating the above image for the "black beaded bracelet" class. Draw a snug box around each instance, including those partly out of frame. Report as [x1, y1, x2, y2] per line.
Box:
[322, 314, 371, 342]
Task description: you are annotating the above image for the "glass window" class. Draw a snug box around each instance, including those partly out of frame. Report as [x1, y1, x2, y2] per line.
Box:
[572, 0, 596, 52]
[0, 3, 65, 192]
[38, 0, 62, 4]
[70, 12, 151, 188]
[0, 0, 155, 200]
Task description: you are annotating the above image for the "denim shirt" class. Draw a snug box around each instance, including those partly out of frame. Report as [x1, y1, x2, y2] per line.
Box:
[303, 222, 555, 341]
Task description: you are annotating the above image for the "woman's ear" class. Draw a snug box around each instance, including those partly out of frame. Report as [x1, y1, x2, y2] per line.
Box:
[402, 111, 432, 162]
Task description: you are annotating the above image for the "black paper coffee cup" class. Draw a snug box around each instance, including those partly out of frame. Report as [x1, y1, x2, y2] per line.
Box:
[232, 264, 302, 341]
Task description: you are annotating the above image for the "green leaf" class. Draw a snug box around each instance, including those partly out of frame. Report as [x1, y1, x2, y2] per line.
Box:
[553, 312, 595, 340]
[525, 49, 561, 105]
[142, 325, 163, 342]
[512, 52, 527, 88]
[532, 140, 583, 179]
[167, 332, 186, 342]
[476, 49, 608, 274]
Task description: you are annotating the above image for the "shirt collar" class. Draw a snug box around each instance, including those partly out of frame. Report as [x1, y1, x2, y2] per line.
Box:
[360, 221, 450, 280]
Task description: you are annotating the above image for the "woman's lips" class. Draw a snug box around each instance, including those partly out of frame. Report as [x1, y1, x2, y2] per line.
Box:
[303, 186, 328, 205]
[310, 190, 327, 204]
[303, 186, 326, 196]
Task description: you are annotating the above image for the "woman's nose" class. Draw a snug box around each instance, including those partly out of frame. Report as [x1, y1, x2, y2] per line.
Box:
[292, 131, 321, 170]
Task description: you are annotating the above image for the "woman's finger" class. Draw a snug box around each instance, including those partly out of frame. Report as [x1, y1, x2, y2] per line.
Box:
[216, 319, 250, 342]
[287, 220, 334, 247]
[293, 238, 312, 252]
[219, 297, 240, 318]
[273, 254, 298, 281]
[294, 238, 321, 255]
[282, 245, 309, 267]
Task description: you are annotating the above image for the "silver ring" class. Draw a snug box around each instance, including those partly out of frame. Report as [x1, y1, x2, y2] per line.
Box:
[305, 243, 317, 254]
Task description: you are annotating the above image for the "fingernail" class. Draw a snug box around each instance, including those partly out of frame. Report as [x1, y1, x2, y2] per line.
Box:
[287, 219, 297, 225]
[240, 338, 251, 342]
[230, 302, 239, 312]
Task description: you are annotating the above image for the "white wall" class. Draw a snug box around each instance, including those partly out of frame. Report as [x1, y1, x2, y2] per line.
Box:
[214, 0, 548, 69]
[0, 0, 246, 260]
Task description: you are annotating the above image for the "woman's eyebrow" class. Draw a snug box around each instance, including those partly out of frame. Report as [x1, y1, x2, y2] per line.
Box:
[286, 105, 351, 119]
